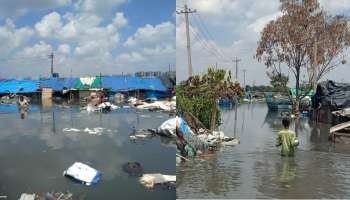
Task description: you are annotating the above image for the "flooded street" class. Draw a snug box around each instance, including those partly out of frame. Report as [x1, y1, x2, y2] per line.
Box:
[177, 103, 350, 199]
[0, 104, 175, 199]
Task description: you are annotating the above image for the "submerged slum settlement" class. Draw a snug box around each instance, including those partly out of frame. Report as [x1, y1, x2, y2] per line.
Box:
[0, 72, 175, 103]
[0, 72, 177, 199]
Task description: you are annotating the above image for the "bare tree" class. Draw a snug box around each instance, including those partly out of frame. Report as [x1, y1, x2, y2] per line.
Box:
[256, 0, 350, 113]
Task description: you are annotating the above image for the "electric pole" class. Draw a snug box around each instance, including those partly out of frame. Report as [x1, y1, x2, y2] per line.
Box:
[312, 40, 318, 91]
[232, 57, 241, 82]
[48, 52, 54, 77]
[243, 69, 246, 90]
[177, 4, 196, 78]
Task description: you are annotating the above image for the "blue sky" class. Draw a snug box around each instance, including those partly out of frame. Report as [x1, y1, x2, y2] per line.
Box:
[0, 0, 175, 79]
[176, 0, 350, 85]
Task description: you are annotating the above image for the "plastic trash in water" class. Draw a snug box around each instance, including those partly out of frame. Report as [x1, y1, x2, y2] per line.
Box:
[63, 162, 101, 186]
[139, 173, 176, 188]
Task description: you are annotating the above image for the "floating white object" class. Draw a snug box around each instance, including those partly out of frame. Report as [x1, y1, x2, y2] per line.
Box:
[63, 162, 101, 186]
[139, 173, 176, 188]
[18, 193, 35, 200]
[221, 138, 240, 146]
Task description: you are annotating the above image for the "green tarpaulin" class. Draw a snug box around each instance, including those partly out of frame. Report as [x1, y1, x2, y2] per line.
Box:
[74, 77, 102, 89]
[289, 88, 315, 97]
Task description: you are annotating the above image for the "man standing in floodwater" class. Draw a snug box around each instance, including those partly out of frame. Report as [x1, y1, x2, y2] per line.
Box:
[276, 117, 299, 156]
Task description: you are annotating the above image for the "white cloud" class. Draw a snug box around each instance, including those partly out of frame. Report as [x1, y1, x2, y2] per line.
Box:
[0, 19, 33, 56]
[124, 22, 175, 48]
[35, 12, 62, 37]
[0, 0, 174, 78]
[18, 41, 52, 57]
[0, 0, 71, 19]
[57, 44, 71, 54]
[74, 0, 127, 16]
[35, 11, 127, 58]
[247, 12, 282, 33]
[112, 12, 128, 28]
[177, 0, 350, 84]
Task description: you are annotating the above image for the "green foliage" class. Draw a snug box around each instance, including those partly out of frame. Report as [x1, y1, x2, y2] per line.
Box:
[177, 68, 242, 130]
[269, 73, 289, 93]
[177, 86, 221, 129]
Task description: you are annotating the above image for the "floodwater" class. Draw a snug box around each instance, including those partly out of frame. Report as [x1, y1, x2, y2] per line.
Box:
[177, 103, 350, 199]
[0, 103, 175, 199]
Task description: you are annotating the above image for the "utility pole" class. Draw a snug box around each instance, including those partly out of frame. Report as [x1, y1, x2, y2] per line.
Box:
[48, 52, 54, 77]
[177, 4, 196, 78]
[312, 40, 318, 91]
[243, 69, 246, 90]
[232, 57, 241, 82]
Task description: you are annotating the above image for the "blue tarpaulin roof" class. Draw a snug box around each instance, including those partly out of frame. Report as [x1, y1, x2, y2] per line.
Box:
[0, 80, 39, 94]
[102, 76, 168, 92]
[39, 78, 78, 92]
[0, 76, 167, 93]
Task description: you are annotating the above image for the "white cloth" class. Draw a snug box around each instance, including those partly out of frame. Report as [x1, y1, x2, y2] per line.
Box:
[80, 77, 95, 86]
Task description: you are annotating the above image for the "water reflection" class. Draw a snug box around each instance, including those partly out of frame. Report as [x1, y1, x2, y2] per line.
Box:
[177, 103, 350, 199]
[0, 104, 175, 200]
[277, 157, 297, 183]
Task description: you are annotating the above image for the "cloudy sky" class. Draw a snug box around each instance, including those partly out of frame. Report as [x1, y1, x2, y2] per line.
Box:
[176, 0, 350, 85]
[0, 0, 175, 79]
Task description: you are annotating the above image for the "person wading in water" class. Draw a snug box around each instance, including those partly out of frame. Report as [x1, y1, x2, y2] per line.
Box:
[276, 117, 299, 156]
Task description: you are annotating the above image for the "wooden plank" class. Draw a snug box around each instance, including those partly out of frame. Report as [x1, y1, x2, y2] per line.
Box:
[330, 121, 350, 133]
[333, 132, 350, 137]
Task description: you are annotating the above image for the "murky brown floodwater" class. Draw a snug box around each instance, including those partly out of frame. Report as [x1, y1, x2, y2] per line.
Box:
[177, 103, 350, 199]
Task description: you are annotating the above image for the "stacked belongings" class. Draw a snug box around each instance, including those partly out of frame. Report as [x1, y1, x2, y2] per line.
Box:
[175, 116, 208, 163]
[312, 80, 350, 124]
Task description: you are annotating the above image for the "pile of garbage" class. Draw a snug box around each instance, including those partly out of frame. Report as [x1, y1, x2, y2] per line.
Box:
[139, 174, 176, 189]
[63, 127, 112, 136]
[127, 96, 176, 112]
[121, 161, 175, 189]
[18, 191, 73, 200]
[153, 116, 239, 163]
[84, 102, 119, 112]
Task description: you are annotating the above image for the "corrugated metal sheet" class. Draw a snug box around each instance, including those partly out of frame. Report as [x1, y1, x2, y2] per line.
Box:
[102, 76, 167, 92]
[0, 80, 39, 94]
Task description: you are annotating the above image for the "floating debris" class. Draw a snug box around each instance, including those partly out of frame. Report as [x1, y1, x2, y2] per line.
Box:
[63, 127, 112, 135]
[122, 162, 144, 176]
[19, 191, 73, 200]
[18, 193, 35, 200]
[63, 162, 102, 186]
[139, 173, 176, 189]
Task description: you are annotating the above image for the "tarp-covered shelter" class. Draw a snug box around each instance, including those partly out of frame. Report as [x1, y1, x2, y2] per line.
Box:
[39, 77, 78, 91]
[74, 77, 102, 90]
[102, 76, 167, 92]
[0, 80, 39, 94]
[290, 88, 315, 98]
[312, 80, 350, 111]
[102, 76, 169, 99]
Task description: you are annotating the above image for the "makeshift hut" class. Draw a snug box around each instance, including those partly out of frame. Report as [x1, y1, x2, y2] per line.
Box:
[39, 77, 79, 101]
[312, 80, 350, 124]
[0, 79, 40, 101]
[73, 76, 104, 100]
[101, 76, 169, 100]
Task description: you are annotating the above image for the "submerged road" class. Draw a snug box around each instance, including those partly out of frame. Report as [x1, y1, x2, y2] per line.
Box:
[177, 103, 350, 199]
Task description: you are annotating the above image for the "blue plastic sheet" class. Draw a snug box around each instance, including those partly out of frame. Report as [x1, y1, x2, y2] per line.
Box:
[0, 80, 39, 94]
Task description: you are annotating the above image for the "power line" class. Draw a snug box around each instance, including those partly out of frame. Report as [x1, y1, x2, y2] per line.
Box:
[192, 13, 230, 62]
[190, 19, 227, 62]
